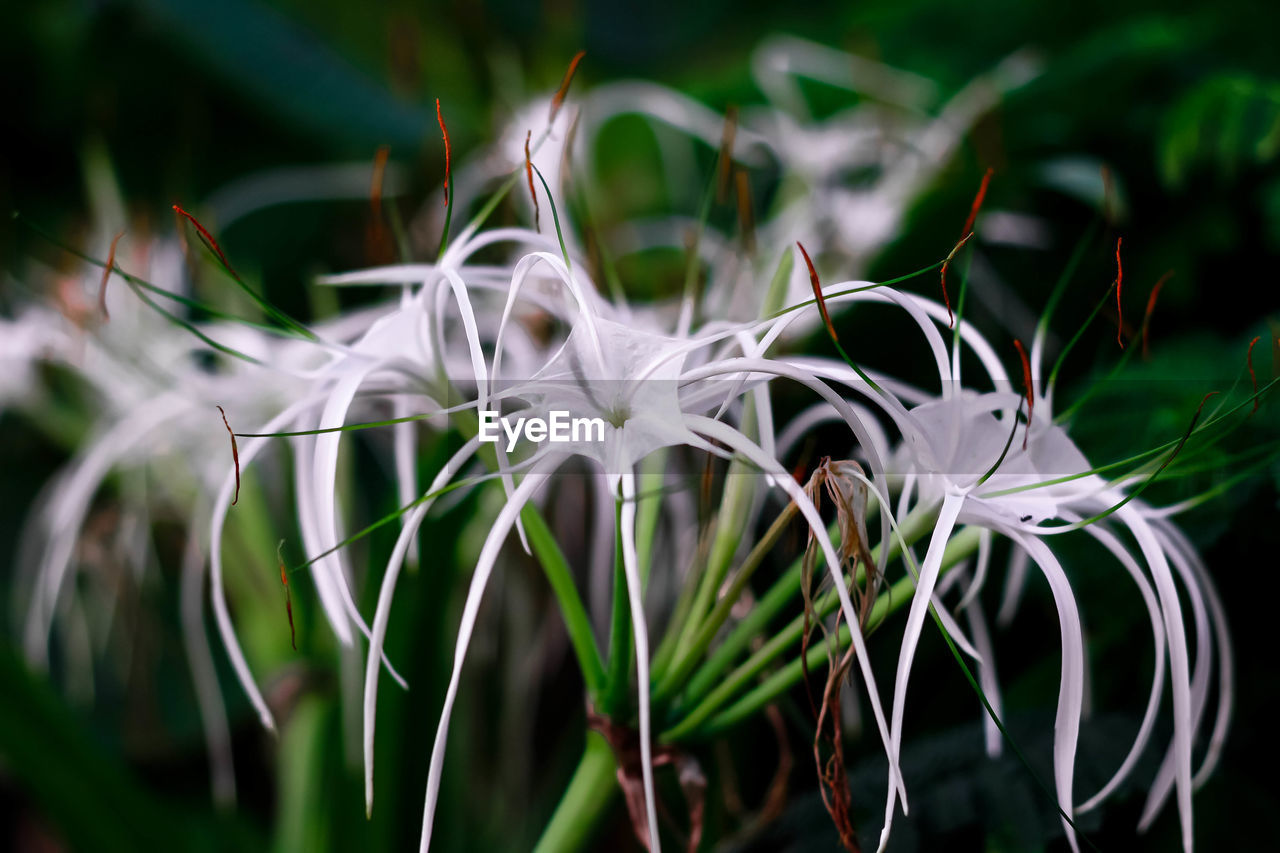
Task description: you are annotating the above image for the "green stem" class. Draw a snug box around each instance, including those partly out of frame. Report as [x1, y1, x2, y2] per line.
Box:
[648, 516, 713, 677]
[696, 526, 984, 737]
[522, 505, 606, 698]
[652, 502, 797, 703]
[532, 732, 618, 853]
[602, 500, 633, 716]
[634, 451, 666, 589]
[662, 524, 982, 742]
[668, 406, 761, 666]
[677, 502, 926, 710]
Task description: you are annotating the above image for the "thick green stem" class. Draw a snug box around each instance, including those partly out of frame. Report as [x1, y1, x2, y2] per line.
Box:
[650, 516, 716, 677]
[522, 505, 606, 698]
[666, 401, 763, 668]
[670, 472, 751, 663]
[532, 732, 618, 853]
[602, 500, 633, 716]
[634, 451, 666, 589]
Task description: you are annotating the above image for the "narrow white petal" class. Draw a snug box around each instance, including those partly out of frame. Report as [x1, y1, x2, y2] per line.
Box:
[956, 527, 993, 611]
[961, 590, 1004, 757]
[965, 506, 1085, 853]
[393, 392, 420, 569]
[1072, 519, 1167, 813]
[995, 543, 1030, 627]
[880, 490, 965, 848]
[211, 400, 323, 733]
[365, 436, 481, 816]
[619, 472, 661, 852]
[418, 460, 559, 852]
[1118, 506, 1195, 853]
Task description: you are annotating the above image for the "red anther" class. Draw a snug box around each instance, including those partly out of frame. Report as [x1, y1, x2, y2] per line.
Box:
[735, 168, 755, 255]
[525, 130, 540, 232]
[960, 167, 994, 240]
[717, 105, 739, 204]
[939, 232, 974, 329]
[549, 50, 586, 122]
[1013, 338, 1034, 449]
[216, 406, 240, 506]
[98, 231, 124, 321]
[370, 145, 390, 214]
[797, 241, 837, 343]
[173, 205, 238, 280]
[436, 98, 451, 206]
[279, 556, 296, 651]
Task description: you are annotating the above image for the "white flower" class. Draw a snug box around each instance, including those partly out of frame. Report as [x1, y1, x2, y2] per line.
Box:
[749, 268, 1228, 853]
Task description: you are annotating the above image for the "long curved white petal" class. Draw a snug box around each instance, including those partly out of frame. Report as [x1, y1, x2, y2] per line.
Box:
[418, 458, 561, 852]
[617, 471, 661, 851]
[364, 436, 482, 816]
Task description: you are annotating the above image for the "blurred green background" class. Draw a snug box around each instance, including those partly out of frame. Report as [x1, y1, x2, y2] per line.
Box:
[2, 0, 1279, 850]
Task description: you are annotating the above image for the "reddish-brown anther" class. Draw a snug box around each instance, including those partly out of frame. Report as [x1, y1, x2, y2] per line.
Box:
[797, 241, 837, 342]
[1142, 271, 1173, 358]
[366, 145, 394, 263]
[173, 205, 239, 280]
[549, 50, 586, 122]
[939, 232, 974, 329]
[216, 406, 240, 506]
[1014, 338, 1034, 449]
[960, 167, 994, 240]
[525, 130, 540, 232]
[436, 98, 451, 206]
[735, 168, 755, 254]
[1114, 237, 1125, 348]
[98, 231, 124, 321]
[1248, 335, 1262, 415]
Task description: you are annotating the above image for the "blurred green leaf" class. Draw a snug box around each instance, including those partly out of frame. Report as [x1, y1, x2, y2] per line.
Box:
[0, 646, 263, 852]
[1160, 73, 1280, 187]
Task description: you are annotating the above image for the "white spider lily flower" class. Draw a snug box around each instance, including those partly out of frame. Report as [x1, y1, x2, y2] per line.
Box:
[209, 236, 554, 739]
[10, 225, 340, 808]
[10, 143, 439, 804]
[338, 235, 922, 851]
[255, 197, 1228, 853]
[501, 317, 704, 472]
[750, 41, 1039, 286]
[754, 270, 1225, 853]
[432, 39, 1026, 342]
